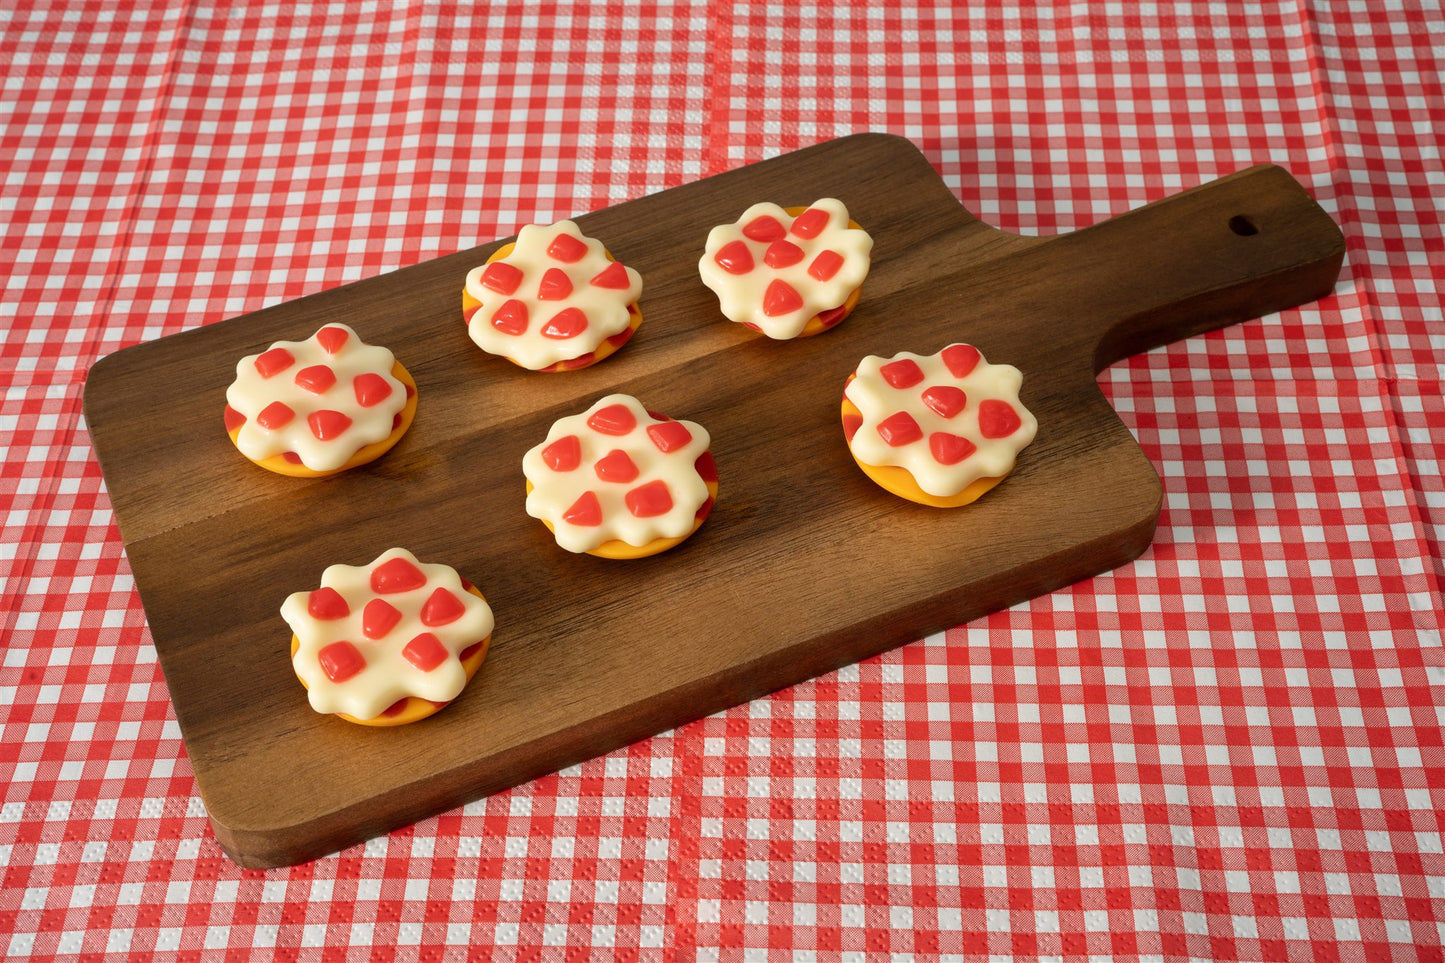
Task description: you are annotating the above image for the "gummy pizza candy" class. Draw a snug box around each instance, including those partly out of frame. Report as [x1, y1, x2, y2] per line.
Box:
[842, 343, 1038, 507]
[224, 323, 417, 477]
[522, 394, 718, 558]
[698, 197, 872, 339]
[281, 548, 495, 726]
[463, 220, 643, 372]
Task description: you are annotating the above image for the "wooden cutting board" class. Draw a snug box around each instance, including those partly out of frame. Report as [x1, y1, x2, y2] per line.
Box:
[83, 134, 1344, 868]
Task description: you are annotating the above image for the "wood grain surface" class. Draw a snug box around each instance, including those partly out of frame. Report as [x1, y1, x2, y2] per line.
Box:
[83, 134, 1345, 867]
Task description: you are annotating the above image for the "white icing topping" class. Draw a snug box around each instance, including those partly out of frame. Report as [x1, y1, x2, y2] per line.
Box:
[844, 345, 1038, 498]
[464, 220, 643, 371]
[226, 323, 407, 472]
[281, 548, 494, 720]
[522, 394, 712, 554]
[697, 198, 872, 340]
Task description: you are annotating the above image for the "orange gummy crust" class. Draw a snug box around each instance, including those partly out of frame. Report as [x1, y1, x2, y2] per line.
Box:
[462, 241, 642, 372]
[290, 583, 491, 727]
[227, 361, 418, 478]
[841, 393, 1006, 509]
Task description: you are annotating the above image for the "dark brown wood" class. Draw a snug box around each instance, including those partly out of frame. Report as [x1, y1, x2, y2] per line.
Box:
[82, 134, 1344, 867]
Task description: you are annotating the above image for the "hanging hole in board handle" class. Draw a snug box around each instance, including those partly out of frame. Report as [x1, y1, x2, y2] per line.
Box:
[1229, 214, 1259, 236]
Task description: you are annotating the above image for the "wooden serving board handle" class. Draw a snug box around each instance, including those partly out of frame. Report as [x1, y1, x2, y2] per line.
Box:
[1041, 163, 1345, 376]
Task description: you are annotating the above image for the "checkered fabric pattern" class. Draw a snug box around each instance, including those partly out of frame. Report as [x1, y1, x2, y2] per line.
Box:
[3, 0, 1443, 959]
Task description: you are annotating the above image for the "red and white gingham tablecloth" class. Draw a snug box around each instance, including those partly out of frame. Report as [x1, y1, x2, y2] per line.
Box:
[3, 1, 1443, 959]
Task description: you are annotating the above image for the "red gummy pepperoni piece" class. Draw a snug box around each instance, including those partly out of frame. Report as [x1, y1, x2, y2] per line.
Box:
[789, 207, 830, 239]
[590, 261, 631, 289]
[714, 239, 754, 275]
[307, 409, 352, 440]
[742, 215, 786, 242]
[402, 632, 449, 672]
[421, 587, 465, 627]
[353, 372, 393, 408]
[764, 240, 805, 268]
[876, 411, 923, 447]
[316, 326, 350, 354]
[930, 432, 976, 465]
[318, 640, 366, 682]
[808, 250, 844, 281]
[563, 490, 603, 526]
[307, 586, 350, 620]
[587, 403, 637, 435]
[542, 434, 582, 472]
[763, 279, 803, 317]
[481, 261, 522, 295]
[626, 479, 673, 518]
[371, 556, 427, 594]
[256, 401, 295, 430]
[542, 307, 588, 339]
[842, 412, 863, 441]
[547, 233, 587, 263]
[363, 598, 401, 639]
[647, 420, 692, 453]
[254, 347, 295, 378]
[922, 385, 968, 418]
[537, 267, 573, 300]
[490, 299, 529, 336]
[594, 449, 640, 483]
[941, 344, 981, 378]
[695, 450, 718, 485]
[978, 399, 1023, 438]
[295, 365, 336, 394]
[224, 405, 245, 432]
[880, 358, 924, 389]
